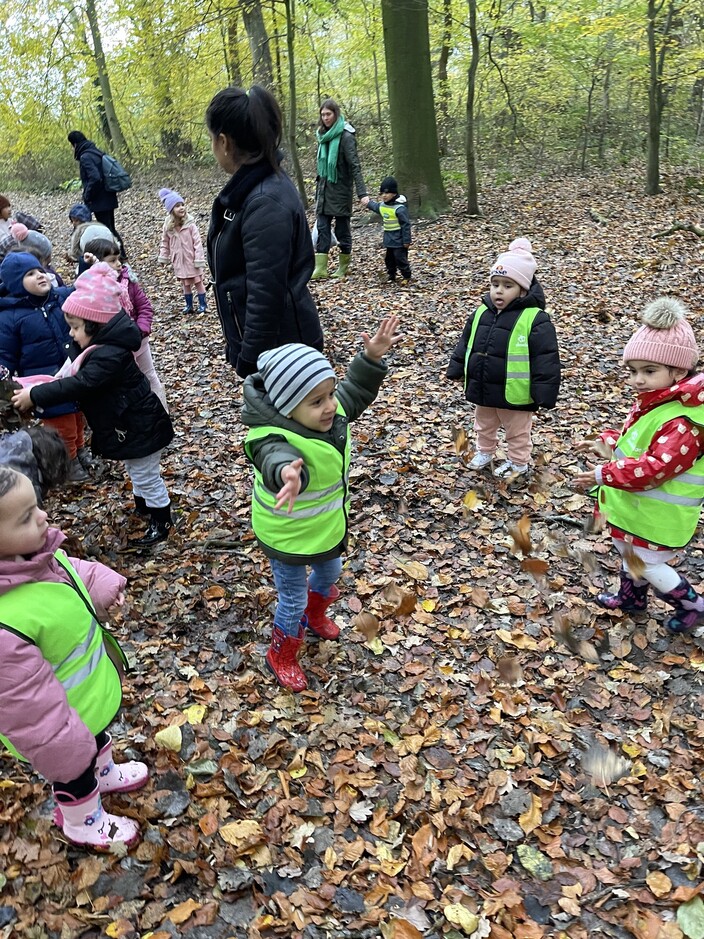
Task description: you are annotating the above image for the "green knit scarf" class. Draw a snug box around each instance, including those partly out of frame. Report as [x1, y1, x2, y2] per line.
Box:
[316, 115, 345, 184]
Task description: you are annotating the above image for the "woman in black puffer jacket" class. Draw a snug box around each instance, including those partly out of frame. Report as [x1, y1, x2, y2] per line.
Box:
[206, 85, 323, 380]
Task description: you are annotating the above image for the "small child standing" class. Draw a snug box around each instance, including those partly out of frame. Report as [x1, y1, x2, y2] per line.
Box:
[573, 298, 704, 634]
[84, 237, 167, 410]
[362, 176, 412, 284]
[0, 195, 13, 239]
[242, 316, 402, 692]
[11, 263, 174, 547]
[0, 465, 147, 849]
[157, 188, 207, 314]
[446, 238, 560, 478]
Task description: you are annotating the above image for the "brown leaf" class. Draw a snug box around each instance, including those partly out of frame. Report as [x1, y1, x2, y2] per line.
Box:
[167, 899, 202, 925]
[622, 547, 646, 580]
[452, 426, 469, 454]
[520, 557, 549, 578]
[352, 611, 380, 641]
[497, 656, 523, 685]
[395, 559, 428, 581]
[198, 813, 220, 837]
[202, 585, 226, 600]
[508, 514, 532, 555]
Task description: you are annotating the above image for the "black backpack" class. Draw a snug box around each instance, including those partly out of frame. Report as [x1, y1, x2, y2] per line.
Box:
[101, 153, 132, 193]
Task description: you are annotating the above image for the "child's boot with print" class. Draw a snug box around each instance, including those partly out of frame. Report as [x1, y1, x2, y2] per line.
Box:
[312, 253, 329, 280]
[96, 734, 149, 794]
[197, 292, 207, 313]
[304, 585, 341, 639]
[266, 624, 307, 691]
[55, 785, 140, 850]
[596, 570, 649, 612]
[182, 293, 194, 314]
[331, 253, 351, 279]
[135, 504, 172, 547]
[656, 575, 704, 633]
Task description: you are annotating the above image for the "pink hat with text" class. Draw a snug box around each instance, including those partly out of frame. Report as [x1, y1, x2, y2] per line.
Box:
[490, 238, 537, 290]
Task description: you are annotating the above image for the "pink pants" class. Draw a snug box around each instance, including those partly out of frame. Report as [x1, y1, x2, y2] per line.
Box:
[179, 276, 205, 295]
[474, 406, 533, 465]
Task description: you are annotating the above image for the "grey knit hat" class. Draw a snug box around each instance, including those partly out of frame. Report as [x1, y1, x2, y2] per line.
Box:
[257, 344, 335, 417]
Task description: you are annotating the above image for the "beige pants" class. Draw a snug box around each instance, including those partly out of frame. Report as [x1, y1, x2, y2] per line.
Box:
[474, 406, 533, 465]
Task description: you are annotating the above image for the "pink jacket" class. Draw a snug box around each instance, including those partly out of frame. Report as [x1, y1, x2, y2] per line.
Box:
[158, 215, 206, 280]
[0, 528, 127, 782]
[119, 265, 155, 335]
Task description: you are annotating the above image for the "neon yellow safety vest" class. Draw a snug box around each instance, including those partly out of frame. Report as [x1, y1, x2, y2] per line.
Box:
[379, 204, 401, 232]
[0, 552, 125, 762]
[245, 407, 352, 558]
[464, 305, 541, 406]
[599, 400, 704, 548]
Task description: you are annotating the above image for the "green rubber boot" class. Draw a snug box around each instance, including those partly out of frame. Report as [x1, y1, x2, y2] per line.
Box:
[311, 253, 329, 280]
[331, 253, 351, 279]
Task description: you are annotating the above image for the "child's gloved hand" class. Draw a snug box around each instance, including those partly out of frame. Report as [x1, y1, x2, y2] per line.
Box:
[275, 458, 304, 513]
[361, 314, 403, 363]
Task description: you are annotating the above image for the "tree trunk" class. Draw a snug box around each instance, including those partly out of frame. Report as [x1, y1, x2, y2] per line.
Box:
[437, 0, 453, 154]
[381, 0, 447, 217]
[465, 0, 481, 215]
[226, 15, 243, 87]
[646, 0, 677, 195]
[83, 0, 129, 155]
[283, 0, 308, 207]
[242, 0, 274, 89]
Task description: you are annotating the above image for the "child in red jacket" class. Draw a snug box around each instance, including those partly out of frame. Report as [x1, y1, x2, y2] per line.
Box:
[573, 298, 704, 633]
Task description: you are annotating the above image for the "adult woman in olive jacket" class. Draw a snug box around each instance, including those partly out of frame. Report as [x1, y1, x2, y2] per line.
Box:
[206, 85, 323, 380]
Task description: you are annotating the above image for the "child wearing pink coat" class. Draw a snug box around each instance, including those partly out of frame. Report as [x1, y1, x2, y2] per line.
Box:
[157, 187, 207, 314]
[0, 466, 147, 850]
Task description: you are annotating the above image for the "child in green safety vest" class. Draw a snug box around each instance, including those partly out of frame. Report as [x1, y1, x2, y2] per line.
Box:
[573, 298, 704, 633]
[362, 176, 412, 284]
[242, 316, 402, 692]
[447, 238, 560, 478]
[0, 466, 148, 850]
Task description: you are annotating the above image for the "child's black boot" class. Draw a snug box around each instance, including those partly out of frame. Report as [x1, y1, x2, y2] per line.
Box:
[135, 504, 172, 547]
[655, 575, 704, 632]
[596, 569, 649, 612]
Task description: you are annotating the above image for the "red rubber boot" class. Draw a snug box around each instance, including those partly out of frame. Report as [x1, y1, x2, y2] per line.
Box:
[304, 585, 341, 640]
[265, 625, 308, 692]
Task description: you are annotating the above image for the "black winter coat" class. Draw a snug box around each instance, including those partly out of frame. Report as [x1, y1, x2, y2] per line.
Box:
[315, 127, 368, 217]
[73, 139, 118, 213]
[207, 158, 323, 379]
[447, 280, 560, 411]
[30, 312, 173, 459]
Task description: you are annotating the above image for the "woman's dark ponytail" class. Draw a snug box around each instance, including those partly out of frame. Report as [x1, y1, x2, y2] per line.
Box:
[205, 85, 282, 174]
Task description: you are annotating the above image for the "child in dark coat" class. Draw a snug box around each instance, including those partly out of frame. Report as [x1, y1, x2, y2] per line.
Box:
[12, 264, 174, 547]
[447, 238, 560, 478]
[362, 176, 412, 284]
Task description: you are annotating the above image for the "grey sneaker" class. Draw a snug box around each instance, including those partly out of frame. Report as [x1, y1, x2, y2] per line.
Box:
[468, 452, 494, 470]
[494, 460, 529, 478]
[67, 457, 90, 483]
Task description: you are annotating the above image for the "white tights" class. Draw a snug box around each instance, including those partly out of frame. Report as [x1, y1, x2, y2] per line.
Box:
[614, 539, 681, 592]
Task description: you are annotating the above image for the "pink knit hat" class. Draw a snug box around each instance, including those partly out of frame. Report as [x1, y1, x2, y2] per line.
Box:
[62, 262, 124, 324]
[622, 298, 699, 371]
[490, 237, 537, 290]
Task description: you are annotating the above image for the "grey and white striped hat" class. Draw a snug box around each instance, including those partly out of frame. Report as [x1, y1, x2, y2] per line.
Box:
[257, 344, 336, 417]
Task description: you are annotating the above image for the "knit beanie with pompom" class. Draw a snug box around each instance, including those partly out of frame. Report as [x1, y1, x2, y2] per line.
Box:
[10, 224, 53, 260]
[490, 238, 537, 290]
[158, 188, 185, 214]
[622, 298, 699, 372]
[62, 262, 124, 324]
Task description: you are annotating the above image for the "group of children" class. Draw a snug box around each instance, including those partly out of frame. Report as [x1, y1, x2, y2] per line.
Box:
[0, 176, 702, 853]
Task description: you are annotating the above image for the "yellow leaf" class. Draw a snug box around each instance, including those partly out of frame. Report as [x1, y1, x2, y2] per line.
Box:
[395, 559, 428, 581]
[421, 598, 436, 612]
[154, 725, 182, 752]
[167, 899, 202, 925]
[462, 490, 479, 515]
[183, 704, 206, 725]
[290, 767, 307, 779]
[519, 794, 543, 834]
[496, 629, 538, 651]
[219, 820, 265, 852]
[368, 636, 384, 655]
[446, 843, 470, 871]
[443, 904, 479, 934]
[646, 871, 672, 897]
[452, 426, 469, 454]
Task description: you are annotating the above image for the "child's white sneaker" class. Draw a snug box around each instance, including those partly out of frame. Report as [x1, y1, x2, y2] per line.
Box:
[468, 452, 494, 470]
[494, 460, 529, 478]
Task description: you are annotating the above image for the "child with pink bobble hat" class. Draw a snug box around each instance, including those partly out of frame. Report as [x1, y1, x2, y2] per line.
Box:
[157, 187, 207, 314]
[447, 238, 560, 478]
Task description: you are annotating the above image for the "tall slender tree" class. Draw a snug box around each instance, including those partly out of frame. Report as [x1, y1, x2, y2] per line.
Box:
[465, 0, 481, 215]
[646, 0, 679, 194]
[84, 0, 129, 154]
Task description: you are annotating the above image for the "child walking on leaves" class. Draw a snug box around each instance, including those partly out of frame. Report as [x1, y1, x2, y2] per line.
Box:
[0, 466, 147, 849]
[446, 238, 560, 478]
[362, 176, 412, 285]
[573, 298, 704, 634]
[158, 187, 208, 314]
[242, 315, 402, 692]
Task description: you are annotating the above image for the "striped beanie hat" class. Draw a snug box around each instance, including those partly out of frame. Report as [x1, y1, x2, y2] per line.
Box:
[257, 344, 335, 417]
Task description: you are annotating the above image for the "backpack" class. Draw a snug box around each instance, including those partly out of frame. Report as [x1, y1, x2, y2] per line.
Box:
[101, 154, 132, 193]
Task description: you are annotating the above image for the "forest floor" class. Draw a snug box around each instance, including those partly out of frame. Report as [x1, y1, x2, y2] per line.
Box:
[1, 165, 703, 939]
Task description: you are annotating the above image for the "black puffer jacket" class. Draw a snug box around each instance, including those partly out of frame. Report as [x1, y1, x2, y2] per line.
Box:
[208, 158, 323, 379]
[315, 126, 368, 217]
[73, 139, 118, 213]
[30, 312, 173, 459]
[447, 280, 560, 411]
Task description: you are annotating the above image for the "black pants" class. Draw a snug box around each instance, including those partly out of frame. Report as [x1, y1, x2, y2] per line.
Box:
[52, 729, 109, 801]
[316, 215, 351, 254]
[385, 247, 411, 280]
[94, 209, 127, 259]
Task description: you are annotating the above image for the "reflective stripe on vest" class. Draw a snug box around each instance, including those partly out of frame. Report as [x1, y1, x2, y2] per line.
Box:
[379, 204, 401, 232]
[245, 405, 352, 558]
[0, 552, 124, 762]
[599, 401, 704, 547]
[463, 305, 540, 405]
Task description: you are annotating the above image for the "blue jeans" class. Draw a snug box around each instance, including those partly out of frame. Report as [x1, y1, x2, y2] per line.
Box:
[270, 556, 343, 635]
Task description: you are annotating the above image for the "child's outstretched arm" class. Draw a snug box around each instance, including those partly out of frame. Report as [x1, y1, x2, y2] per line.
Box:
[275, 457, 304, 513]
[360, 314, 403, 363]
[66, 555, 127, 619]
[334, 316, 402, 422]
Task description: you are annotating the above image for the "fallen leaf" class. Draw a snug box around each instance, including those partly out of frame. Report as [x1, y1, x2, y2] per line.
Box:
[352, 611, 380, 641]
[154, 725, 182, 752]
[508, 514, 532, 555]
[167, 899, 202, 925]
[443, 903, 479, 935]
[581, 744, 632, 788]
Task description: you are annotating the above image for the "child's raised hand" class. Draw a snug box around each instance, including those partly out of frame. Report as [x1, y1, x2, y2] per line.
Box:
[360, 196, 370, 207]
[275, 458, 304, 513]
[11, 388, 33, 412]
[83, 251, 98, 266]
[361, 315, 403, 363]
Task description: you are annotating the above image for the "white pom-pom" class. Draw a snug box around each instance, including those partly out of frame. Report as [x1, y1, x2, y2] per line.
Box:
[641, 297, 688, 330]
[509, 237, 533, 255]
